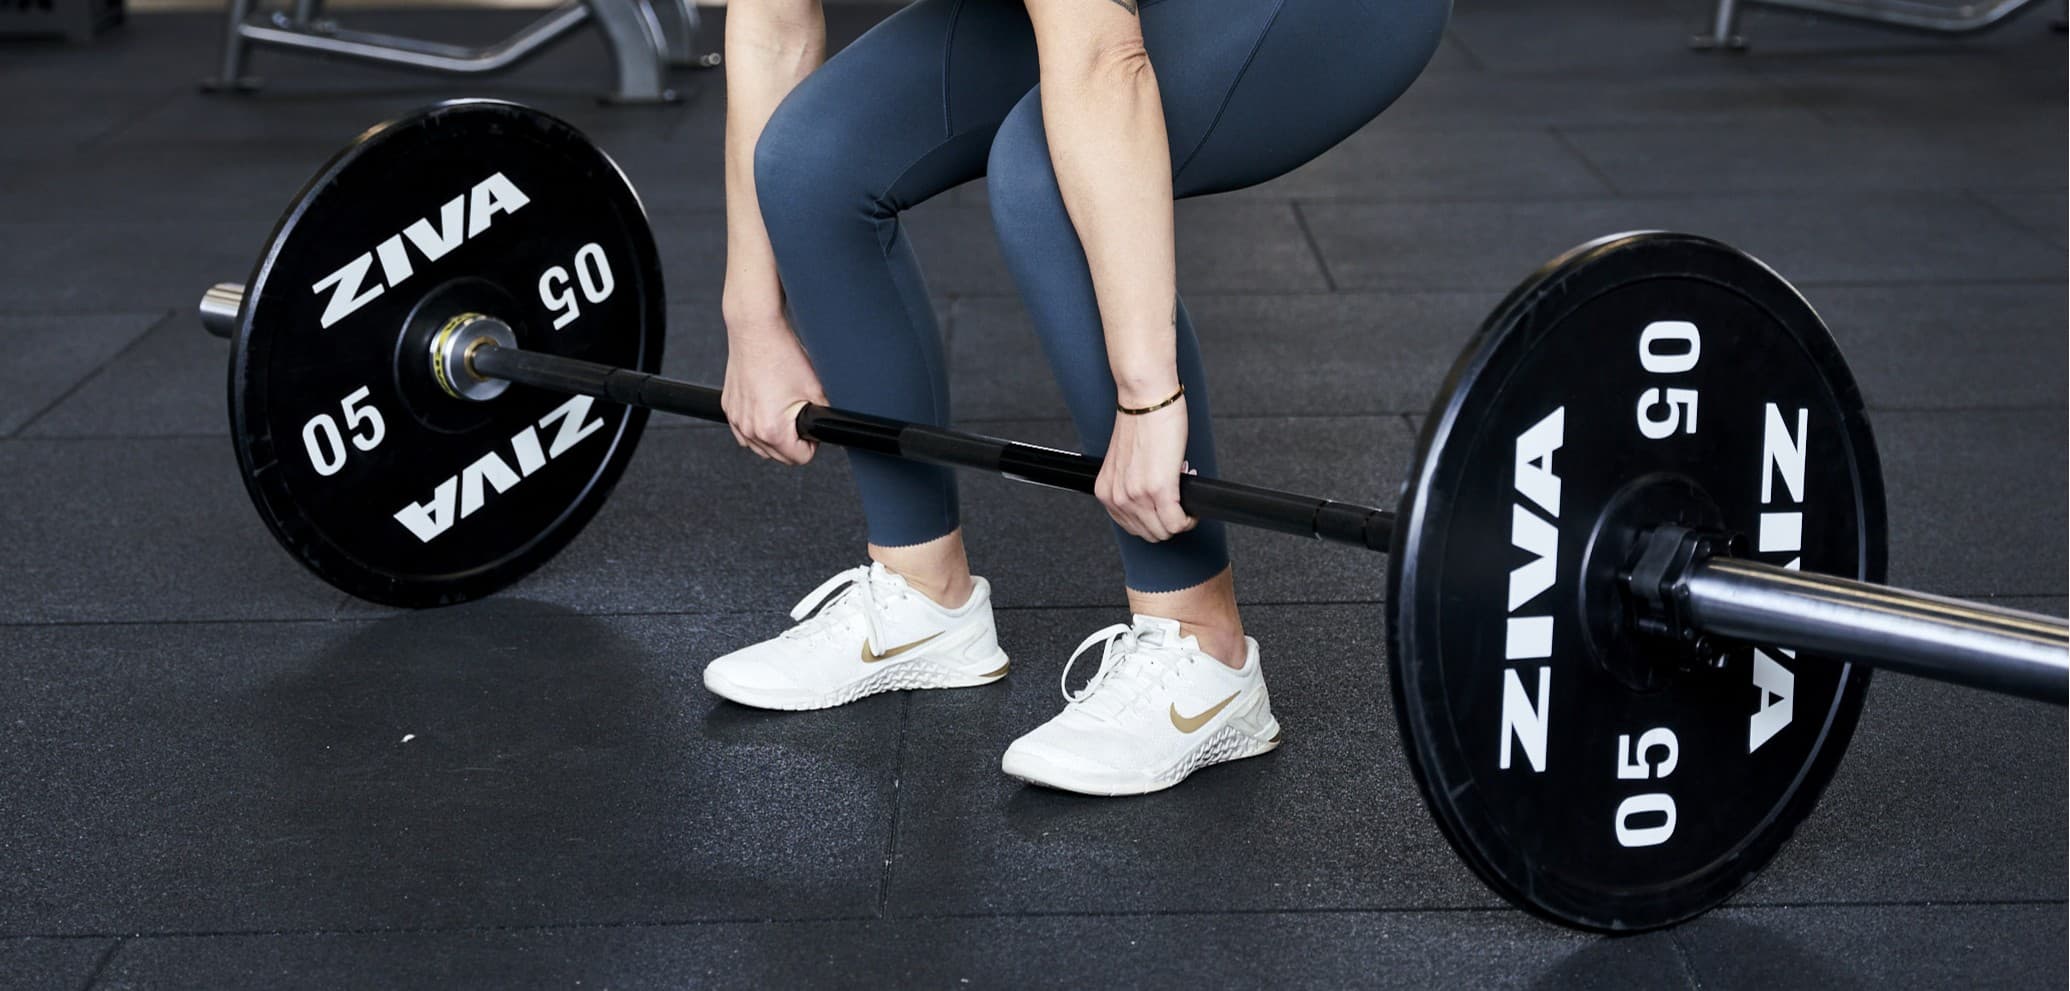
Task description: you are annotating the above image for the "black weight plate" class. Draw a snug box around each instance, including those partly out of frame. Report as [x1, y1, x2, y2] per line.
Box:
[1388, 232, 1886, 932]
[229, 100, 664, 607]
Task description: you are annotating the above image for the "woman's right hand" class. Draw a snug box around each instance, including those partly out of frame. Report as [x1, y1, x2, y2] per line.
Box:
[721, 311, 828, 466]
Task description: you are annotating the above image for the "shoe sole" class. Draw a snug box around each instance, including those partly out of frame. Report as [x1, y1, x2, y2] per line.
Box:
[705, 650, 1011, 711]
[1002, 713, 1283, 797]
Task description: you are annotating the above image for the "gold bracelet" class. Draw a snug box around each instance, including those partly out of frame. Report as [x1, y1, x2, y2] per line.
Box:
[1116, 385, 1185, 416]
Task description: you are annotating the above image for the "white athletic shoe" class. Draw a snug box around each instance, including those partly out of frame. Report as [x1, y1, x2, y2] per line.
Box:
[1000, 615, 1281, 796]
[703, 563, 1011, 711]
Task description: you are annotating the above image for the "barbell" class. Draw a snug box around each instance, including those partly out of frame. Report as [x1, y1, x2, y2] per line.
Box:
[196, 99, 2066, 933]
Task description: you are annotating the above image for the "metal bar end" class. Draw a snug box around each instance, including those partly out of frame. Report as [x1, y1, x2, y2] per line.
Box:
[200, 283, 246, 340]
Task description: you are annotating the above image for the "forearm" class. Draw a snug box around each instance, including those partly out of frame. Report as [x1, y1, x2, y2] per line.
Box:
[1031, 9, 1179, 406]
[722, 0, 827, 336]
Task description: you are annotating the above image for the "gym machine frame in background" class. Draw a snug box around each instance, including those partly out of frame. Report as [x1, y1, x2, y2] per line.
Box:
[1692, 0, 2055, 50]
[203, 0, 718, 103]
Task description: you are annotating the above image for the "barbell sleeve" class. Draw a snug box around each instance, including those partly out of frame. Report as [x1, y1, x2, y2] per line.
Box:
[1682, 557, 2069, 704]
[467, 343, 1397, 550]
[200, 282, 245, 340]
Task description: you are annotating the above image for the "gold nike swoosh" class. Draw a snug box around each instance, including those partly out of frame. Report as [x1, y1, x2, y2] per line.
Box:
[860, 632, 941, 663]
[1169, 693, 1239, 734]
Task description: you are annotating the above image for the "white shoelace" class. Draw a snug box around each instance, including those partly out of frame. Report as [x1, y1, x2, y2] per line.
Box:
[1058, 623, 1193, 721]
[783, 565, 900, 650]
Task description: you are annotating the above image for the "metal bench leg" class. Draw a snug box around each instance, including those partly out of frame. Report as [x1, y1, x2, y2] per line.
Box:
[589, 0, 677, 103]
[649, 0, 721, 70]
[201, 0, 265, 91]
[1690, 0, 1750, 50]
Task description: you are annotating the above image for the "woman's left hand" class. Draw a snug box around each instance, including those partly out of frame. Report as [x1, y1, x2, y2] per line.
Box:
[1096, 397, 1196, 543]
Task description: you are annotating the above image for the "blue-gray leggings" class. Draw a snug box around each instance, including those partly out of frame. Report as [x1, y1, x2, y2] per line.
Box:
[753, 0, 1449, 592]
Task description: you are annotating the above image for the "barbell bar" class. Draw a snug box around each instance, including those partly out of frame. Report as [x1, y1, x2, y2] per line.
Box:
[205, 300, 1401, 549]
[197, 99, 2065, 932]
[201, 289, 2068, 705]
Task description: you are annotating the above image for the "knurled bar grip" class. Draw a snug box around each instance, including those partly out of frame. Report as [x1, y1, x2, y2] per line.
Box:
[467, 343, 1396, 550]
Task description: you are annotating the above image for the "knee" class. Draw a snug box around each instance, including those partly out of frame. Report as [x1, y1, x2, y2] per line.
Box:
[753, 95, 868, 235]
[984, 105, 1068, 240]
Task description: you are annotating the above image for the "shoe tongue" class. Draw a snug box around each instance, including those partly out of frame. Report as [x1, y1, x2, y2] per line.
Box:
[1129, 614, 1189, 649]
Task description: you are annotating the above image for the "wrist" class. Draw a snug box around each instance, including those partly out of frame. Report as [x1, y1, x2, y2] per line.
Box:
[721, 285, 788, 333]
[1113, 371, 1182, 409]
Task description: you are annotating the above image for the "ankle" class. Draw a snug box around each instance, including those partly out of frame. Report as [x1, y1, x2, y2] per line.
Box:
[905, 571, 975, 611]
[869, 561, 972, 610]
[1126, 566, 1246, 669]
[1181, 622, 1248, 670]
[868, 533, 976, 611]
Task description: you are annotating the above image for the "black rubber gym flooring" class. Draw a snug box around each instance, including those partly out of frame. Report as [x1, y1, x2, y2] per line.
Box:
[2, 1, 2065, 986]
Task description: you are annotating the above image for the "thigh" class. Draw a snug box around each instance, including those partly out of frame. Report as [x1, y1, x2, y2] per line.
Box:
[1144, 0, 1451, 197]
[760, 0, 1039, 209]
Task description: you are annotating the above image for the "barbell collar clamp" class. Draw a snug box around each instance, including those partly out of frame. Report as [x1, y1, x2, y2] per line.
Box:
[1623, 524, 1746, 670]
[429, 313, 516, 402]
